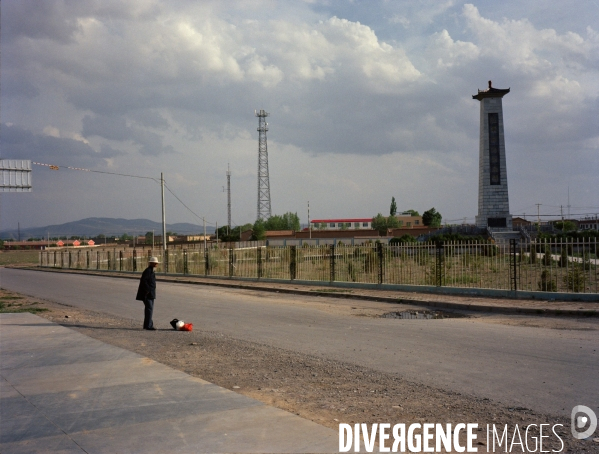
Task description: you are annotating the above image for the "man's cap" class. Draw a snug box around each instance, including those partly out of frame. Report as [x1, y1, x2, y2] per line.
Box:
[149, 256, 160, 263]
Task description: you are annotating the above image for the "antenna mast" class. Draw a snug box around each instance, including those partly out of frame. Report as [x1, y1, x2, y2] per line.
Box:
[255, 109, 272, 221]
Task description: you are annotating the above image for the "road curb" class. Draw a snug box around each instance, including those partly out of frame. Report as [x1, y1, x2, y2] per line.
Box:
[15, 266, 599, 317]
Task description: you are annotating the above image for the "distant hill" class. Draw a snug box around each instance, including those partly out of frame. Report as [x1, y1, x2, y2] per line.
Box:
[0, 217, 212, 240]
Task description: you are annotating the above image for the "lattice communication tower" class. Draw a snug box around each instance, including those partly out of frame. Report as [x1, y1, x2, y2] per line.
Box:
[256, 109, 272, 221]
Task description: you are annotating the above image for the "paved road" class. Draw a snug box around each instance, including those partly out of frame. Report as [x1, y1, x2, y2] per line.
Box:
[2, 268, 597, 417]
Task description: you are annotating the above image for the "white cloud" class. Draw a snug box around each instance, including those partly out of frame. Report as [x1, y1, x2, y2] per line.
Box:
[428, 30, 479, 68]
[1, 0, 597, 231]
[462, 3, 598, 77]
[43, 126, 61, 138]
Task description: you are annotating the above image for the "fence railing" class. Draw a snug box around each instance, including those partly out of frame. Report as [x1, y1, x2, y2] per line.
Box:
[39, 238, 599, 294]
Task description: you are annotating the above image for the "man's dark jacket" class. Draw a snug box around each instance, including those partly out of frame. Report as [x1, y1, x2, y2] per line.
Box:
[136, 267, 156, 301]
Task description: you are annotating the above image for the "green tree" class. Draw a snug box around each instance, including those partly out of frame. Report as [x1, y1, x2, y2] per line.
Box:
[145, 231, 154, 245]
[371, 214, 400, 235]
[387, 216, 400, 229]
[559, 246, 569, 267]
[339, 222, 350, 230]
[317, 222, 327, 230]
[404, 209, 419, 217]
[422, 208, 442, 227]
[251, 219, 266, 240]
[564, 265, 585, 292]
[542, 243, 553, 266]
[372, 214, 388, 235]
[390, 197, 397, 216]
[216, 224, 253, 242]
[554, 220, 577, 231]
[264, 212, 301, 231]
[538, 270, 557, 292]
[389, 234, 417, 244]
[119, 233, 133, 241]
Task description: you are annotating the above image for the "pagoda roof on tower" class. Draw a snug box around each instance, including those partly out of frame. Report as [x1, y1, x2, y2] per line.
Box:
[473, 81, 510, 100]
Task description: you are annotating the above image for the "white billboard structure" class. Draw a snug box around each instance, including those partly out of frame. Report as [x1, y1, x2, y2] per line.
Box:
[0, 160, 32, 192]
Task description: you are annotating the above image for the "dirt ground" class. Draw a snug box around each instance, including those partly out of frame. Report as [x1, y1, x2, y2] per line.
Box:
[2, 287, 598, 453]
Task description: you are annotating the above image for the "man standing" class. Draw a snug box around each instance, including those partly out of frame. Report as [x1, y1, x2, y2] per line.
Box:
[136, 256, 159, 330]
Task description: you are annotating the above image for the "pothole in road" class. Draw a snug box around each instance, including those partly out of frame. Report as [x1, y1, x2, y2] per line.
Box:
[381, 310, 468, 320]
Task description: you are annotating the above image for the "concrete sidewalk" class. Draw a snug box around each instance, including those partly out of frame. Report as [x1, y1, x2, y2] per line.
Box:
[0, 313, 338, 453]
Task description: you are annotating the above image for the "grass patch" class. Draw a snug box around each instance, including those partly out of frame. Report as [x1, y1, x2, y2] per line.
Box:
[0, 296, 25, 300]
[0, 307, 49, 314]
[0, 301, 48, 314]
[0, 250, 39, 266]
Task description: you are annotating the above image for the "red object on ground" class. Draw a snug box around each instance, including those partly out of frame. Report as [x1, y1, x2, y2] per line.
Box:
[181, 323, 193, 332]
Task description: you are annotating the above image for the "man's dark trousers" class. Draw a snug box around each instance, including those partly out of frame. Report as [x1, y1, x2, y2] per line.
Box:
[143, 298, 154, 329]
[136, 265, 157, 329]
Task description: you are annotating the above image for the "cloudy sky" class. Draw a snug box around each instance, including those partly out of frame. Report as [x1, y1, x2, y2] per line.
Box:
[1, 0, 598, 233]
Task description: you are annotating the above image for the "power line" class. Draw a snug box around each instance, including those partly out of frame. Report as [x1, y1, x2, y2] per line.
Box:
[162, 183, 215, 226]
[32, 162, 157, 181]
[33, 161, 222, 231]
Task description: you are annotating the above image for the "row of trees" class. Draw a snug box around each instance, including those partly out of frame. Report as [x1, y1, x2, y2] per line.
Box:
[214, 212, 301, 242]
[251, 212, 301, 240]
[371, 198, 442, 235]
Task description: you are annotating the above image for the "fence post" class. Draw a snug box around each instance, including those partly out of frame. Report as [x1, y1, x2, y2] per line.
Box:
[330, 245, 336, 282]
[96, 251, 100, 270]
[290, 246, 297, 280]
[204, 248, 209, 276]
[183, 249, 188, 275]
[165, 249, 169, 274]
[229, 248, 234, 277]
[54, 251, 57, 267]
[510, 239, 517, 292]
[377, 243, 384, 285]
[133, 249, 137, 272]
[118, 251, 122, 271]
[87, 251, 90, 269]
[68, 251, 72, 269]
[435, 242, 444, 287]
[257, 247, 263, 278]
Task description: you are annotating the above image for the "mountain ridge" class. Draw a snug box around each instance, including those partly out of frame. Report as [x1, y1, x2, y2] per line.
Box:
[1, 217, 213, 240]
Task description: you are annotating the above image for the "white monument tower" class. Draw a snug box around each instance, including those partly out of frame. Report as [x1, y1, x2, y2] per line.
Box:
[473, 81, 512, 229]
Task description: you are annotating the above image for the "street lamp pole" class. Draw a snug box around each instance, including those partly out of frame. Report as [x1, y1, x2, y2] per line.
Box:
[161, 173, 167, 272]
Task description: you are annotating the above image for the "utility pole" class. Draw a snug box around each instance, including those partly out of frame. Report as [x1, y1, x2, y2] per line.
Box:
[203, 218, 207, 252]
[536, 203, 541, 230]
[227, 164, 231, 230]
[567, 186, 571, 219]
[308, 201, 311, 239]
[161, 173, 167, 270]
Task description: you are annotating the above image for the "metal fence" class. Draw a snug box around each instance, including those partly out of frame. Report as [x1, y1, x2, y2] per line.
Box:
[39, 238, 599, 294]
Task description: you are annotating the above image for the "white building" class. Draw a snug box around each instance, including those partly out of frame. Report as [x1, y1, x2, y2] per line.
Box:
[310, 214, 423, 231]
